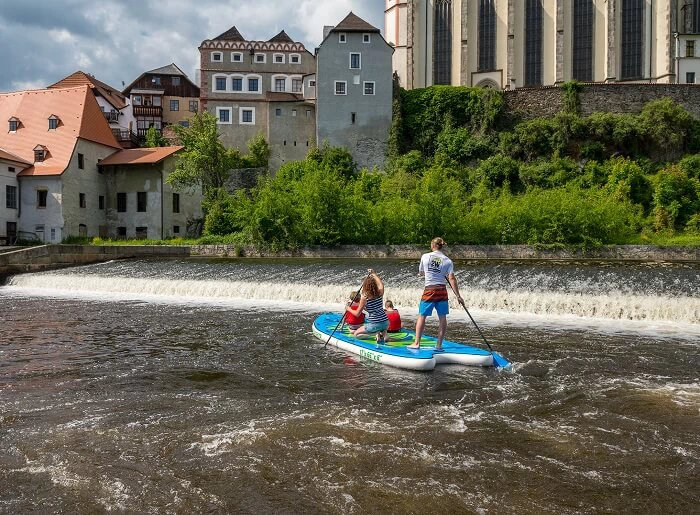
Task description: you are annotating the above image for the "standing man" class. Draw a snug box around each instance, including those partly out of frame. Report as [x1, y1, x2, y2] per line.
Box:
[408, 237, 464, 351]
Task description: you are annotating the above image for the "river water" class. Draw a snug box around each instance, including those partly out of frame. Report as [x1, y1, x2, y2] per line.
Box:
[0, 258, 698, 513]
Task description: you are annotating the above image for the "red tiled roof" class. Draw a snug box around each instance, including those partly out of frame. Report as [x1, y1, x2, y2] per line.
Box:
[0, 86, 121, 177]
[0, 148, 31, 165]
[332, 12, 380, 33]
[49, 71, 128, 110]
[98, 146, 183, 166]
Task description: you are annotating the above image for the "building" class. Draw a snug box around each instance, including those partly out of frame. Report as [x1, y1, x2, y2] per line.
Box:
[676, 1, 700, 83]
[198, 27, 317, 170]
[98, 147, 202, 240]
[123, 64, 200, 138]
[386, 0, 700, 89]
[0, 149, 30, 244]
[316, 13, 394, 170]
[49, 71, 138, 148]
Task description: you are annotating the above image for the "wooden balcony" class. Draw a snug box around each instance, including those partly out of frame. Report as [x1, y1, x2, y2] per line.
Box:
[137, 127, 162, 138]
[111, 129, 140, 148]
[133, 105, 163, 117]
[103, 111, 119, 123]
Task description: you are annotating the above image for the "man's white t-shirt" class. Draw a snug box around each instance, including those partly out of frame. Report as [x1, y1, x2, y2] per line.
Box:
[419, 251, 454, 286]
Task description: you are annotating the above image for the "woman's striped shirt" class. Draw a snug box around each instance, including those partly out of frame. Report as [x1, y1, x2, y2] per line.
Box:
[365, 296, 389, 324]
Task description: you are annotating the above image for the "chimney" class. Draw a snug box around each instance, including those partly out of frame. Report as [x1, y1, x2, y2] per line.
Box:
[323, 25, 334, 40]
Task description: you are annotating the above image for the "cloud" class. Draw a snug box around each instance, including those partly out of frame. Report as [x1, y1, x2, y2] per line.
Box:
[0, 0, 384, 93]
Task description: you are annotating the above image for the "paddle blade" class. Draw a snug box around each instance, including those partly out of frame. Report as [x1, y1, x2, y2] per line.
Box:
[492, 352, 511, 368]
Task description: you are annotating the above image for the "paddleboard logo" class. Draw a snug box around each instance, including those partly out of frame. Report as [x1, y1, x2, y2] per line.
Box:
[428, 256, 443, 272]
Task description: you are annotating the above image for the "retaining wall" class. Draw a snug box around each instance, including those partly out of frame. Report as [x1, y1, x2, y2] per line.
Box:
[0, 245, 190, 280]
[190, 244, 700, 263]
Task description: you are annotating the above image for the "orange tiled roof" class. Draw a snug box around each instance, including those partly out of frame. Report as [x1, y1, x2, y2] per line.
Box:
[98, 146, 183, 166]
[0, 148, 31, 165]
[49, 71, 128, 110]
[0, 86, 121, 177]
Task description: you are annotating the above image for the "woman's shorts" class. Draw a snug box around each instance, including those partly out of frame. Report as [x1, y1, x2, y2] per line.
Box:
[364, 320, 389, 333]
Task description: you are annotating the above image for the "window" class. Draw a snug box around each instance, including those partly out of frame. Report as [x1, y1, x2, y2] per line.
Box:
[48, 117, 59, 130]
[232, 52, 243, 62]
[173, 225, 180, 234]
[137, 192, 147, 212]
[433, 0, 453, 85]
[78, 153, 84, 169]
[8, 167, 15, 172]
[290, 54, 300, 64]
[276, 108, 282, 116]
[232, 78, 243, 91]
[6, 185, 17, 209]
[132, 95, 142, 105]
[212, 52, 223, 62]
[335, 81, 347, 95]
[292, 109, 297, 117]
[306, 109, 311, 117]
[274, 53, 285, 64]
[172, 76, 180, 86]
[339, 33, 347, 43]
[275, 78, 286, 92]
[572, 0, 594, 81]
[248, 78, 259, 92]
[135, 227, 148, 239]
[240, 108, 255, 125]
[215, 77, 227, 91]
[351, 112, 356, 124]
[9, 118, 18, 132]
[478, 0, 497, 72]
[189, 100, 198, 112]
[152, 76, 161, 86]
[173, 193, 180, 213]
[51, 228, 56, 241]
[363, 33, 371, 43]
[170, 100, 179, 111]
[350, 53, 361, 69]
[99, 195, 105, 210]
[363, 81, 375, 95]
[688, 72, 696, 84]
[291, 78, 303, 92]
[37, 190, 47, 208]
[79, 193, 86, 208]
[687, 40, 696, 58]
[255, 53, 266, 63]
[117, 192, 127, 212]
[117, 226, 127, 238]
[217, 107, 232, 124]
[34, 148, 45, 162]
[309, 80, 316, 88]
[621, 0, 644, 80]
[525, 0, 544, 86]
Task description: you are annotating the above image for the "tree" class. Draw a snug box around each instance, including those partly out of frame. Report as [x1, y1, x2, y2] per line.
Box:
[144, 126, 168, 147]
[167, 112, 242, 191]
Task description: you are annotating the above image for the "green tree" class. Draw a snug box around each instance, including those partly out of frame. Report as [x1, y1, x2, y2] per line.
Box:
[144, 126, 168, 147]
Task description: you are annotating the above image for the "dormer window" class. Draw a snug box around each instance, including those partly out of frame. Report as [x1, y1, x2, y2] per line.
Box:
[48, 115, 59, 130]
[8, 117, 19, 132]
[34, 145, 47, 163]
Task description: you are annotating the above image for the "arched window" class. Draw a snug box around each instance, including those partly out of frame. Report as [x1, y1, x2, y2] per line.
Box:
[572, 0, 594, 81]
[478, 0, 497, 72]
[433, 0, 452, 85]
[525, 0, 543, 86]
[621, 0, 644, 80]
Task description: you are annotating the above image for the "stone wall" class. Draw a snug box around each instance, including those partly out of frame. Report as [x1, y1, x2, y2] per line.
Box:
[225, 167, 267, 191]
[504, 83, 700, 120]
[190, 244, 700, 263]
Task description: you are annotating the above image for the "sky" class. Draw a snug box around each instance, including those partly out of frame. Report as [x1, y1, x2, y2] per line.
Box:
[0, 0, 384, 93]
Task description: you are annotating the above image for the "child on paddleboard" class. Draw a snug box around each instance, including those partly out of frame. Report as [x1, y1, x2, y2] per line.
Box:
[345, 269, 389, 344]
[344, 290, 365, 330]
[384, 300, 402, 333]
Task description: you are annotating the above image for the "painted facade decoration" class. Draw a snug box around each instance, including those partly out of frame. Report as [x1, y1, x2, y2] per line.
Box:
[386, 0, 700, 89]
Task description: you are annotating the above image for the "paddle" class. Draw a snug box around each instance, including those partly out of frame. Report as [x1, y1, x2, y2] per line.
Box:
[325, 271, 372, 349]
[444, 275, 510, 368]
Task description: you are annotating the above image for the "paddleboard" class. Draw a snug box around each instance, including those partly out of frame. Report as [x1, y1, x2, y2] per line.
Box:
[313, 313, 509, 371]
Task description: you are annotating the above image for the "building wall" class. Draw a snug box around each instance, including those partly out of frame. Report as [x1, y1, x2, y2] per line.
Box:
[18, 176, 63, 243]
[677, 33, 700, 83]
[267, 102, 316, 170]
[163, 95, 199, 126]
[316, 31, 394, 170]
[0, 160, 20, 239]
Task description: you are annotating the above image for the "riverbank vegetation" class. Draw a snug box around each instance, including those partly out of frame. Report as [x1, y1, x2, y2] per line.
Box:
[194, 84, 699, 248]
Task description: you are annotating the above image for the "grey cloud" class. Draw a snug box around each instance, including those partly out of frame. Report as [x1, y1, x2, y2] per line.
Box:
[0, 0, 384, 93]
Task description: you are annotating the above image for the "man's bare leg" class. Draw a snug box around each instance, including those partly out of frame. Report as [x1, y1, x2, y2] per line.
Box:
[408, 315, 426, 348]
[436, 315, 447, 350]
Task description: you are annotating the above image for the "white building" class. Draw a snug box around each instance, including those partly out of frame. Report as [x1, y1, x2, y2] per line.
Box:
[0, 150, 30, 244]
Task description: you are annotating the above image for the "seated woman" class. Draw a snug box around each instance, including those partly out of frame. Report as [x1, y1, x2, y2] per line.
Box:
[345, 269, 389, 344]
[384, 300, 402, 333]
[344, 290, 365, 330]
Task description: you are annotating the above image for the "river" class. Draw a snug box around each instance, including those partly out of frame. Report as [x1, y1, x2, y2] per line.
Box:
[0, 258, 698, 513]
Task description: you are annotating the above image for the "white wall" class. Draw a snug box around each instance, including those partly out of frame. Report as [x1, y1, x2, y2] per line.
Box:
[18, 176, 64, 243]
[0, 160, 20, 239]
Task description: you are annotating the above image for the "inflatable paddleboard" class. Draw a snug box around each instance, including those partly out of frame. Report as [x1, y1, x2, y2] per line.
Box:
[313, 313, 509, 371]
